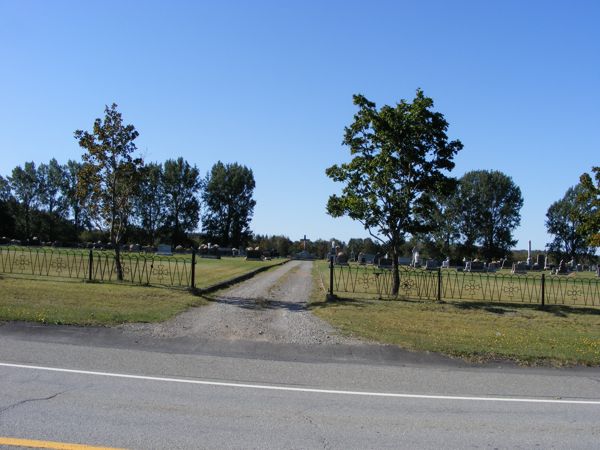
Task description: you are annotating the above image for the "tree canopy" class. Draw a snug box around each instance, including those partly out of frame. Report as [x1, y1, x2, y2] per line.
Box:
[326, 89, 463, 293]
[546, 184, 593, 260]
[578, 166, 600, 247]
[202, 161, 256, 248]
[454, 170, 523, 260]
[74, 103, 143, 280]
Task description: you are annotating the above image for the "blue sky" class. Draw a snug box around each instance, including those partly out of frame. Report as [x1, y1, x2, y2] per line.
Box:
[1, 0, 598, 250]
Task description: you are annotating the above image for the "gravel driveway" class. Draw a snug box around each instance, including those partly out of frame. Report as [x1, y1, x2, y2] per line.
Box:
[122, 260, 362, 345]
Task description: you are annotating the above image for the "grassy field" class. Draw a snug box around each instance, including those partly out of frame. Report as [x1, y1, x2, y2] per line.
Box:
[0, 255, 287, 326]
[195, 257, 285, 288]
[314, 260, 600, 307]
[311, 262, 600, 366]
[0, 246, 285, 288]
[0, 275, 206, 325]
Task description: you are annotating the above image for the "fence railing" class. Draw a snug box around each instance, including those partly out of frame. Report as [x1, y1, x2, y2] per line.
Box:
[322, 261, 600, 308]
[0, 246, 195, 288]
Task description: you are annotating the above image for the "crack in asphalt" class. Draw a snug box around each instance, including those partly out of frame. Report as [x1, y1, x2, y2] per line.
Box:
[0, 390, 67, 416]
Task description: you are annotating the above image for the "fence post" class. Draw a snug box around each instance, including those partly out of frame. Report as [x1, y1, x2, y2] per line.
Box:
[88, 249, 93, 281]
[437, 267, 442, 302]
[326, 255, 336, 301]
[191, 249, 196, 289]
[541, 273, 545, 308]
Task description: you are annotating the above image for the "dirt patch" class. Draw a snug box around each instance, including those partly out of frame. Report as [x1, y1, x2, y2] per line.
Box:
[121, 260, 363, 345]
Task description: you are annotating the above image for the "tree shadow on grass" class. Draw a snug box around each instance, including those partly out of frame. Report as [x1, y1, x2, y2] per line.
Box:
[202, 294, 307, 312]
[451, 301, 600, 318]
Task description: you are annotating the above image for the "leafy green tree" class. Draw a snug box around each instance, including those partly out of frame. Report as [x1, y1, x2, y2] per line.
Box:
[9, 161, 39, 238]
[326, 90, 462, 294]
[62, 160, 90, 230]
[0, 175, 16, 237]
[162, 157, 201, 246]
[134, 162, 165, 244]
[0, 175, 11, 202]
[37, 158, 67, 216]
[202, 161, 256, 248]
[577, 167, 600, 247]
[418, 190, 461, 259]
[455, 170, 523, 260]
[74, 103, 143, 280]
[546, 184, 594, 260]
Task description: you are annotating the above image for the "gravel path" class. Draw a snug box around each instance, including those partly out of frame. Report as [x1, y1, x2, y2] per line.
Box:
[122, 260, 363, 345]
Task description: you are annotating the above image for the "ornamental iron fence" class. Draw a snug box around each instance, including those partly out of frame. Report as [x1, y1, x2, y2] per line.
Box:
[323, 261, 600, 308]
[0, 246, 195, 288]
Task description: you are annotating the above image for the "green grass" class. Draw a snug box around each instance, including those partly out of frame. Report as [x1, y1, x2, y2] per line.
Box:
[311, 262, 600, 366]
[0, 246, 286, 288]
[195, 257, 285, 288]
[0, 275, 206, 326]
[314, 260, 600, 307]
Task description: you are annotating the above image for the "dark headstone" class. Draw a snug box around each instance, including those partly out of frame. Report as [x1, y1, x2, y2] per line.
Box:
[425, 260, 440, 270]
[335, 252, 349, 266]
[377, 258, 393, 269]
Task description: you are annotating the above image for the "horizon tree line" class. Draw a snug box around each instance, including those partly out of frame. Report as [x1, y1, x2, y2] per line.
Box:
[0, 105, 257, 264]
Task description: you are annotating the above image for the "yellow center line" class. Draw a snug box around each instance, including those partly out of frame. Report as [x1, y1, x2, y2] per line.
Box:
[0, 436, 126, 450]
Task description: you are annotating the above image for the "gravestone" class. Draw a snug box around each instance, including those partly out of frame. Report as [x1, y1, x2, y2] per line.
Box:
[511, 262, 528, 274]
[357, 252, 366, 265]
[377, 258, 393, 269]
[411, 247, 420, 267]
[361, 253, 376, 265]
[441, 257, 450, 269]
[246, 247, 263, 261]
[335, 252, 349, 266]
[466, 261, 486, 272]
[398, 257, 412, 266]
[556, 259, 569, 275]
[425, 260, 440, 270]
[156, 244, 172, 256]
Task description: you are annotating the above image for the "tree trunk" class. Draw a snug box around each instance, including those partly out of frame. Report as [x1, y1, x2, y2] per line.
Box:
[392, 246, 400, 296]
[114, 243, 123, 281]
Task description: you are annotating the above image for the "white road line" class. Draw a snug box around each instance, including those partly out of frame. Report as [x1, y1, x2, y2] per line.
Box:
[1, 361, 599, 405]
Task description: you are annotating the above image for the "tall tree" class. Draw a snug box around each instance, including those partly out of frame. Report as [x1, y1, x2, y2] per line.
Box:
[62, 159, 90, 230]
[37, 158, 67, 216]
[202, 161, 256, 248]
[162, 157, 201, 246]
[577, 166, 600, 247]
[135, 162, 165, 244]
[0, 175, 16, 237]
[74, 103, 143, 280]
[546, 184, 593, 260]
[326, 90, 463, 294]
[456, 170, 523, 260]
[0, 175, 11, 202]
[9, 161, 39, 238]
[419, 190, 461, 259]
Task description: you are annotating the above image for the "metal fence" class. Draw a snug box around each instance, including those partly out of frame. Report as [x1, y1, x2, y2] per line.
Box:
[322, 262, 600, 308]
[0, 247, 194, 288]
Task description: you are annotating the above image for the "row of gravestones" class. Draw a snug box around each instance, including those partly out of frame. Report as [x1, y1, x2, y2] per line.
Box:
[334, 251, 600, 277]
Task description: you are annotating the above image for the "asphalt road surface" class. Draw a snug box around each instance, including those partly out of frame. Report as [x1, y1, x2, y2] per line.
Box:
[1, 262, 600, 449]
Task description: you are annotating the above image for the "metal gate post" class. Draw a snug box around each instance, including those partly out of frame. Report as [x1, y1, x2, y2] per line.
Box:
[191, 249, 196, 289]
[437, 267, 442, 302]
[541, 273, 545, 308]
[327, 255, 337, 301]
[88, 249, 93, 281]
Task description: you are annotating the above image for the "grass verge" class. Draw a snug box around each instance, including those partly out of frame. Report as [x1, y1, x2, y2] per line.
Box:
[0, 275, 206, 326]
[310, 263, 600, 366]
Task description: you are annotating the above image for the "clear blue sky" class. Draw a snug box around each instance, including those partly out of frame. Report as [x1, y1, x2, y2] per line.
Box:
[1, 0, 598, 250]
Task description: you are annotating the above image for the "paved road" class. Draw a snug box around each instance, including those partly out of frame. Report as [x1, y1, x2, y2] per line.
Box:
[1, 328, 600, 449]
[1, 264, 600, 449]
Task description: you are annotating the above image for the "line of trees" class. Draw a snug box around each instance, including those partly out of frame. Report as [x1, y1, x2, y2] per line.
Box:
[326, 90, 597, 294]
[0, 105, 257, 263]
[545, 166, 599, 262]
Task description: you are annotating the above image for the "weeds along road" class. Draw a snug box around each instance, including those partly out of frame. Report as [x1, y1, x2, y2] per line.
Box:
[1, 261, 600, 448]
